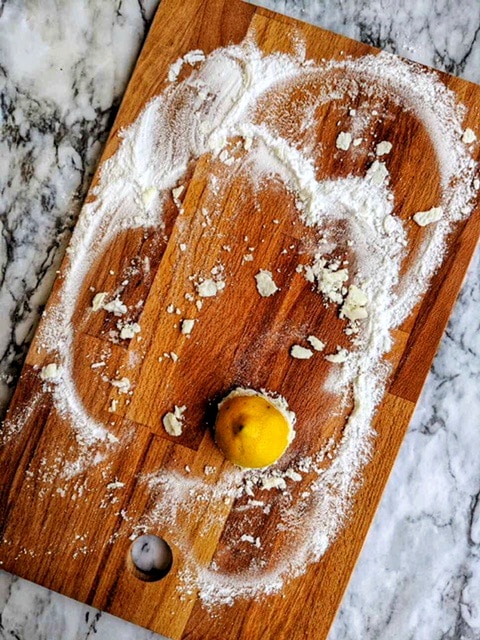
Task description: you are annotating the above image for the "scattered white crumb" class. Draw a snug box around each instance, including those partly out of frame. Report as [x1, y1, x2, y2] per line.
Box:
[167, 304, 175, 313]
[204, 465, 216, 476]
[183, 49, 205, 65]
[196, 278, 225, 297]
[120, 322, 141, 340]
[108, 399, 118, 413]
[181, 319, 195, 335]
[341, 285, 368, 321]
[91, 292, 107, 311]
[284, 468, 302, 482]
[376, 140, 393, 156]
[313, 259, 349, 305]
[291, 345, 314, 360]
[168, 57, 183, 82]
[336, 131, 352, 151]
[367, 160, 389, 185]
[110, 377, 131, 394]
[324, 347, 349, 364]
[240, 534, 261, 548]
[353, 137, 363, 147]
[413, 206, 444, 226]
[142, 187, 157, 207]
[172, 185, 185, 201]
[40, 363, 60, 381]
[103, 298, 128, 317]
[261, 476, 287, 491]
[163, 405, 186, 437]
[90, 362, 106, 369]
[254, 270, 279, 297]
[462, 128, 476, 144]
[179, 243, 187, 252]
[170, 352, 179, 362]
[383, 215, 396, 235]
[243, 254, 254, 262]
[106, 481, 125, 490]
[307, 335, 325, 351]
[474, 178, 480, 190]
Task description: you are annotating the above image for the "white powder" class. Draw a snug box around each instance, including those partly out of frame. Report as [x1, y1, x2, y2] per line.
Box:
[340, 285, 369, 321]
[261, 476, 287, 491]
[254, 270, 279, 297]
[366, 160, 389, 185]
[324, 347, 349, 363]
[196, 279, 224, 297]
[181, 319, 195, 335]
[462, 128, 476, 144]
[168, 58, 184, 82]
[163, 405, 186, 437]
[375, 140, 392, 156]
[284, 468, 302, 482]
[39, 363, 60, 381]
[383, 214, 396, 234]
[106, 481, 125, 490]
[309, 259, 348, 305]
[119, 322, 141, 340]
[102, 298, 128, 317]
[413, 206, 444, 226]
[184, 49, 206, 66]
[172, 184, 185, 201]
[141, 186, 157, 207]
[290, 345, 314, 360]
[240, 534, 261, 548]
[29, 39, 478, 608]
[336, 131, 352, 151]
[91, 292, 107, 311]
[307, 336, 325, 351]
[110, 377, 131, 394]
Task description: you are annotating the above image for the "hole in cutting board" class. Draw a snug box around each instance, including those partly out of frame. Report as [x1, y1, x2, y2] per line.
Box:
[128, 534, 173, 582]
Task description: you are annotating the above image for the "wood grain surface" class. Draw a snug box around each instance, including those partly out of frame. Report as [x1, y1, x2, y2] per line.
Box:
[1, 1, 480, 638]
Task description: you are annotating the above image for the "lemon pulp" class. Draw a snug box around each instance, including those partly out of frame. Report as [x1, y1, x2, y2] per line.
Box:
[214, 391, 293, 469]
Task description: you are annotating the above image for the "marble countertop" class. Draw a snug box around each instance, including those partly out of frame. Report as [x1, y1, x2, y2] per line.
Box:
[1, 1, 480, 638]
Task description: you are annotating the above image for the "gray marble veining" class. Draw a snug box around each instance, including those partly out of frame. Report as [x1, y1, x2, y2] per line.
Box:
[1, 1, 480, 639]
[255, 0, 480, 83]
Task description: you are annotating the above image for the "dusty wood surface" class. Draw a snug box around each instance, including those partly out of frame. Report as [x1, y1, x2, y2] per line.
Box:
[1, 0, 480, 638]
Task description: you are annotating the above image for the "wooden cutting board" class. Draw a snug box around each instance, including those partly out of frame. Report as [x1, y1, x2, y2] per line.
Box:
[1, 1, 480, 638]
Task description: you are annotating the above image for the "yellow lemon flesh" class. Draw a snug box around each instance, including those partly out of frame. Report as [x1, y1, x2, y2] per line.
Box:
[214, 392, 293, 469]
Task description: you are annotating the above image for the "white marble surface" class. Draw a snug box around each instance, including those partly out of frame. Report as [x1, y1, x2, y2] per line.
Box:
[1, 1, 480, 638]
